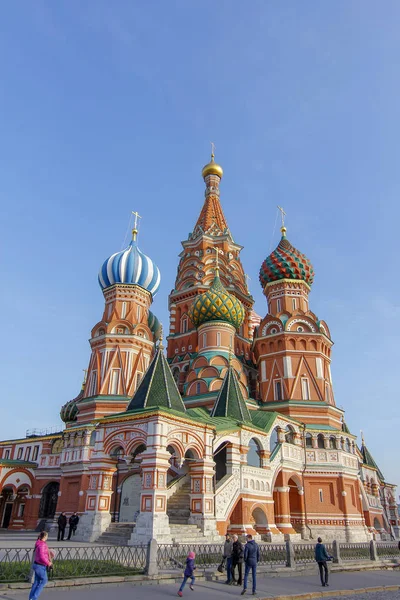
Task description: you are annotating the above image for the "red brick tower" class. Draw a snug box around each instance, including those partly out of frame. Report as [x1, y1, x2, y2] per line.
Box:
[167, 153, 257, 402]
[253, 222, 343, 428]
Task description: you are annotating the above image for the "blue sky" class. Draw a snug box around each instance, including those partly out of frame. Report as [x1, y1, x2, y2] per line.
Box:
[0, 1, 398, 492]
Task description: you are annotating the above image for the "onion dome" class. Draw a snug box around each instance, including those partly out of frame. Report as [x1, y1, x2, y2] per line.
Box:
[148, 310, 162, 340]
[259, 228, 314, 288]
[202, 151, 223, 180]
[98, 231, 161, 296]
[60, 400, 78, 423]
[189, 271, 245, 329]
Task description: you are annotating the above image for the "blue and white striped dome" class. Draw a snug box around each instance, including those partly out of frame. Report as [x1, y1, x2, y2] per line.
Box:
[98, 239, 161, 296]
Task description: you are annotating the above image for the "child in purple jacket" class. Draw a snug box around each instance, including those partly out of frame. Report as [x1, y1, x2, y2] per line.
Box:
[177, 551, 196, 597]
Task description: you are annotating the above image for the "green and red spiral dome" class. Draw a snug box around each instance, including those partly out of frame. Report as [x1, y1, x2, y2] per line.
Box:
[259, 230, 314, 289]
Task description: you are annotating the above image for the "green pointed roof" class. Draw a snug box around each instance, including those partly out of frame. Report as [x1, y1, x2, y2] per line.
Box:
[127, 345, 186, 413]
[210, 365, 251, 422]
[360, 439, 385, 481]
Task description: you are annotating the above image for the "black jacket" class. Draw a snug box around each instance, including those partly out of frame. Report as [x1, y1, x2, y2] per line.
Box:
[69, 515, 79, 528]
[232, 541, 244, 563]
[244, 540, 260, 565]
[57, 514, 67, 528]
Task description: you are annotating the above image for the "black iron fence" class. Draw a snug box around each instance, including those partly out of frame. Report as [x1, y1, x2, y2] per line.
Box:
[0, 540, 398, 583]
[0, 545, 147, 583]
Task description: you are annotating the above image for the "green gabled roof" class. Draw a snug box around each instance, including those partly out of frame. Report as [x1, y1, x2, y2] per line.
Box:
[250, 410, 278, 432]
[306, 424, 338, 431]
[127, 346, 186, 413]
[0, 459, 37, 467]
[342, 421, 351, 434]
[186, 407, 240, 432]
[210, 366, 252, 422]
[361, 441, 385, 481]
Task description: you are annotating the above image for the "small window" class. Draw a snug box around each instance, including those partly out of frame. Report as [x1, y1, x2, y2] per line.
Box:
[276, 299, 281, 312]
[32, 446, 39, 461]
[17, 448, 23, 460]
[305, 433, 313, 448]
[270, 327, 277, 334]
[89, 371, 98, 396]
[181, 317, 188, 333]
[121, 301, 127, 319]
[196, 382, 201, 394]
[317, 434, 325, 449]
[203, 333, 207, 348]
[329, 436, 337, 449]
[136, 373, 142, 390]
[297, 326, 304, 332]
[274, 380, 283, 401]
[292, 298, 296, 310]
[346, 439, 351, 453]
[110, 369, 120, 394]
[301, 378, 310, 400]
[319, 489, 323, 503]
[136, 305, 141, 321]
[4, 449, 10, 459]
[216, 332, 221, 346]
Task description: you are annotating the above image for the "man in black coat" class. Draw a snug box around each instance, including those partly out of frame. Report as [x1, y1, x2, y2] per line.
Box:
[67, 512, 80, 540]
[231, 534, 244, 586]
[57, 512, 67, 541]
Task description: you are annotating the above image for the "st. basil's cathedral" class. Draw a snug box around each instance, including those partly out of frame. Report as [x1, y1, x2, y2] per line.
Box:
[0, 153, 398, 544]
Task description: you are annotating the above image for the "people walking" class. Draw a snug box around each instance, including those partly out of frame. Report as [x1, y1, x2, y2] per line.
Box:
[231, 534, 244, 586]
[67, 512, 79, 540]
[57, 512, 67, 541]
[223, 533, 233, 584]
[315, 537, 332, 587]
[241, 534, 260, 596]
[29, 531, 53, 600]
[177, 551, 196, 597]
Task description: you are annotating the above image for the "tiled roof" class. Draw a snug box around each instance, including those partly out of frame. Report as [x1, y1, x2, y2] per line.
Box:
[360, 442, 385, 481]
[127, 346, 186, 413]
[210, 366, 251, 422]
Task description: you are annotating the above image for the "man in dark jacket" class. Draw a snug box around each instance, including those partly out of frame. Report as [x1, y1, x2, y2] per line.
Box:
[315, 537, 332, 586]
[67, 512, 80, 540]
[231, 534, 244, 586]
[223, 533, 233, 584]
[57, 512, 67, 541]
[241, 534, 260, 596]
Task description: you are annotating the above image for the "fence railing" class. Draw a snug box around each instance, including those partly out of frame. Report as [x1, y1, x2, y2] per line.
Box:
[0, 545, 147, 583]
[0, 540, 398, 583]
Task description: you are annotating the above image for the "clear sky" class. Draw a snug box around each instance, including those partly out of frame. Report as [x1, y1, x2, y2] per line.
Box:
[0, 1, 398, 493]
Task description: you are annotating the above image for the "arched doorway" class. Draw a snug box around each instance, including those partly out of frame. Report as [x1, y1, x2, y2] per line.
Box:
[213, 443, 227, 482]
[119, 474, 142, 523]
[39, 482, 59, 519]
[0, 488, 15, 529]
[251, 506, 269, 536]
[288, 477, 303, 533]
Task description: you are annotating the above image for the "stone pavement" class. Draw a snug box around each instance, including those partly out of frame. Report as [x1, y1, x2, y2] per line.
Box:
[1, 568, 399, 600]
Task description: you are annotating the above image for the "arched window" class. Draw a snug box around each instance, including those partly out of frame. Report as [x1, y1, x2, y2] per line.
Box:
[317, 434, 325, 449]
[345, 438, 351, 453]
[247, 438, 262, 468]
[216, 332, 221, 346]
[305, 433, 313, 448]
[196, 382, 201, 394]
[89, 431, 96, 446]
[269, 427, 279, 453]
[285, 425, 295, 444]
[181, 317, 188, 333]
[329, 436, 337, 449]
[203, 333, 207, 348]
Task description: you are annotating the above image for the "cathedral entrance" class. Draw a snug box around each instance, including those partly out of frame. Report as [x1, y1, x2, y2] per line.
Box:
[38, 482, 59, 519]
[119, 474, 141, 523]
[251, 506, 269, 536]
[288, 477, 303, 533]
[0, 488, 15, 528]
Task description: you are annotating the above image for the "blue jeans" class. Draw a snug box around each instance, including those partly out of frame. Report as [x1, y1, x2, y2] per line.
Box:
[30, 564, 48, 600]
[226, 557, 233, 582]
[179, 574, 195, 592]
[243, 563, 257, 592]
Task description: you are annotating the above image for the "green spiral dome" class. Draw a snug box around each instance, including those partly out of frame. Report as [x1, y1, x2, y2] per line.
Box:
[189, 272, 245, 329]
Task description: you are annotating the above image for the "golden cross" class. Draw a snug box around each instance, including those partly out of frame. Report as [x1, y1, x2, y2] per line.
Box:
[214, 245, 223, 271]
[132, 211, 142, 230]
[277, 205, 286, 228]
[211, 141, 216, 158]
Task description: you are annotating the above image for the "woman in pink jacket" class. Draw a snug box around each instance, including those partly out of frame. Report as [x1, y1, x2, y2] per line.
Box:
[29, 531, 53, 600]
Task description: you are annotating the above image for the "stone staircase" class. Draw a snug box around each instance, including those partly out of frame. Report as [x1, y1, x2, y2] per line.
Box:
[167, 481, 191, 525]
[96, 523, 135, 545]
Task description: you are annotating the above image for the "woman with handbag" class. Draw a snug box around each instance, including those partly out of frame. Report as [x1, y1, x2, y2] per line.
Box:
[29, 531, 52, 600]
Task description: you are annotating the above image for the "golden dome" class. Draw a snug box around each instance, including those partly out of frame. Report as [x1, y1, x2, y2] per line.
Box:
[202, 153, 223, 180]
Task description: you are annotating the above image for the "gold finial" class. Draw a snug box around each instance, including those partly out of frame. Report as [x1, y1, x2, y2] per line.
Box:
[82, 369, 88, 390]
[131, 211, 142, 241]
[214, 246, 222, 275]
[158, 324, 164, 350]
[228, 344, 233, 366]
[277, 205, 287, 236]
[202, 143, 223, 179]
